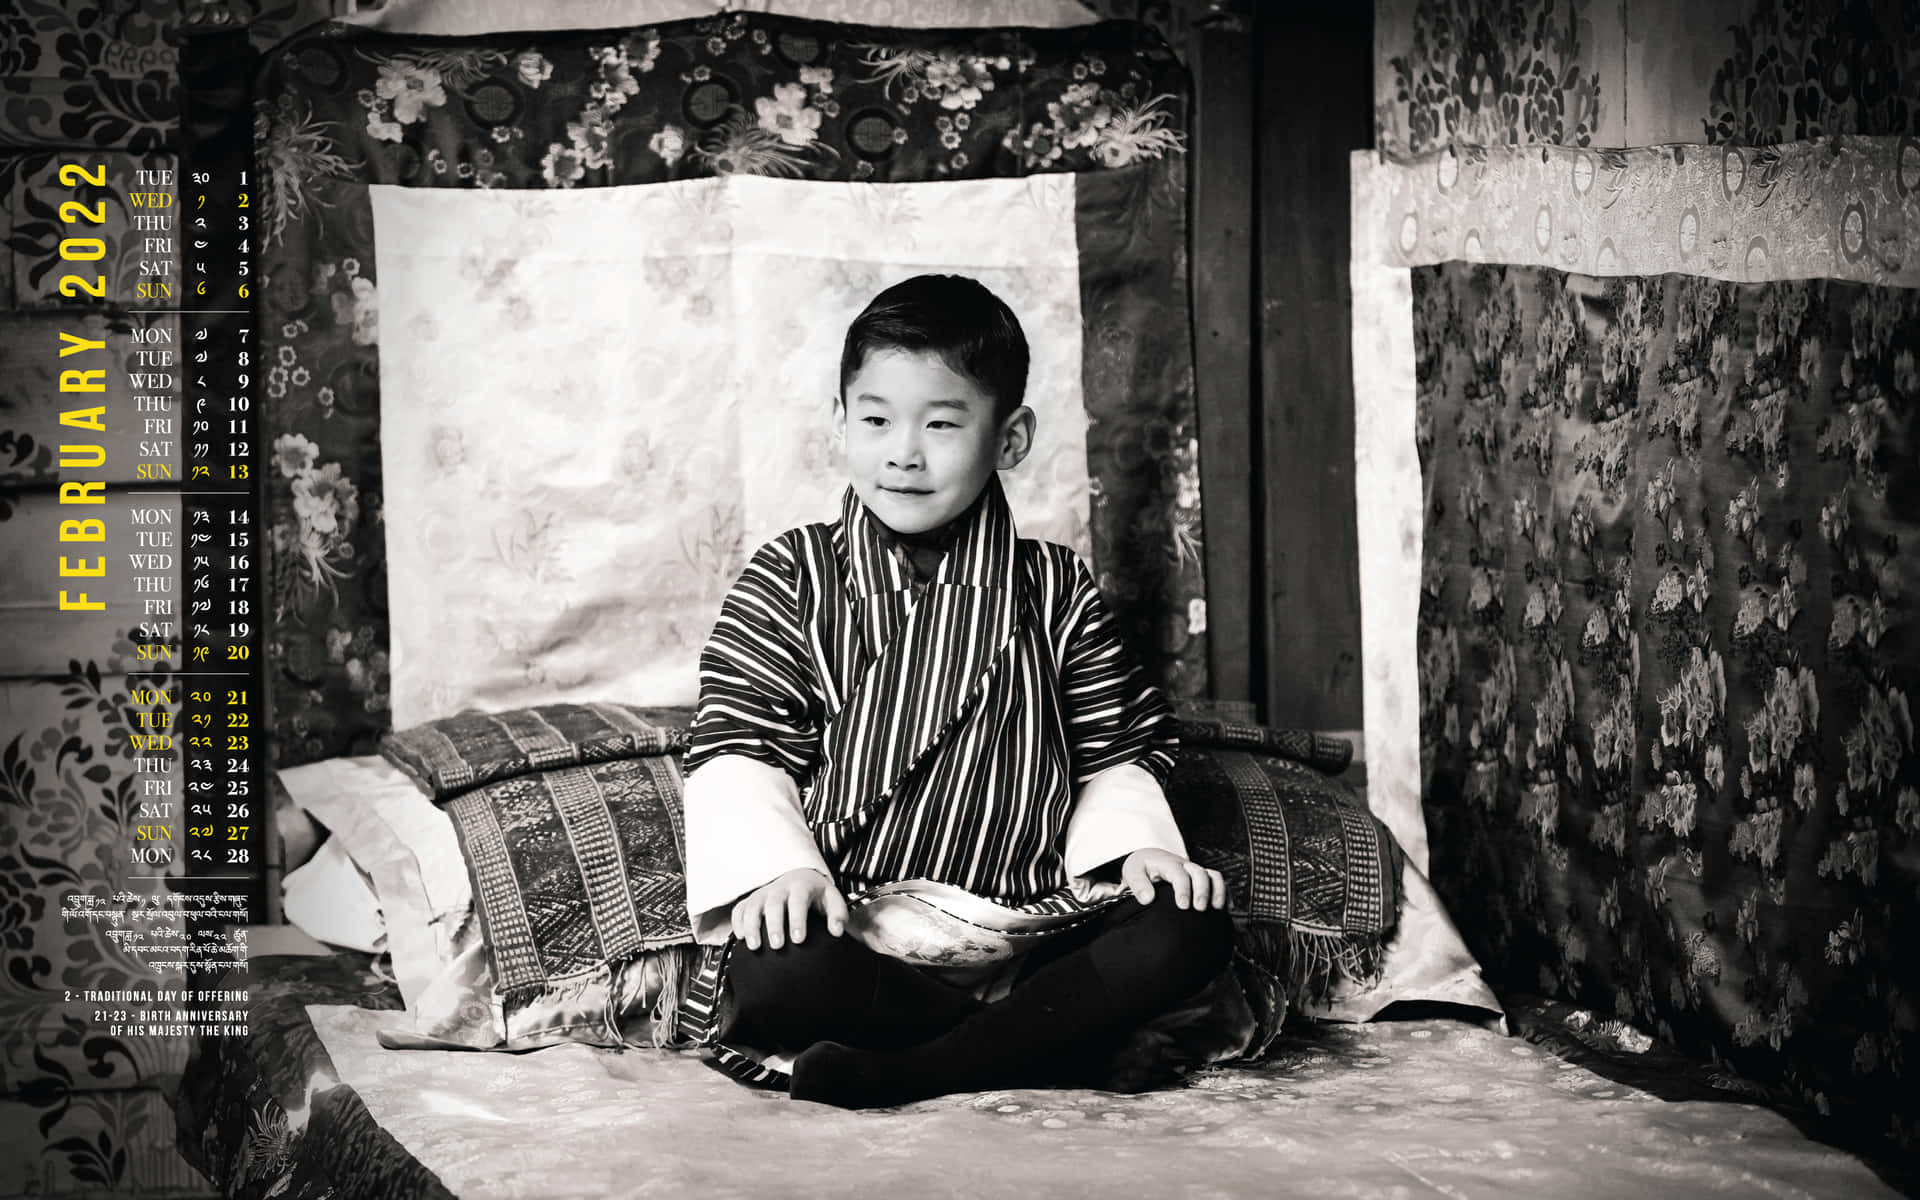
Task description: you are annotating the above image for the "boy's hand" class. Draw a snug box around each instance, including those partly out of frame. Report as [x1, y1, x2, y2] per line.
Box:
[1120, 848, 1227, 911]
[730, 867, 848, 951]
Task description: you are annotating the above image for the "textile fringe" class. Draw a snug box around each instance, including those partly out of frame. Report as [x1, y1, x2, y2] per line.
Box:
[647, 942, 701, 1049]
[1237, 921, 1390, 1010]
[1228, 949, 1289, 1061]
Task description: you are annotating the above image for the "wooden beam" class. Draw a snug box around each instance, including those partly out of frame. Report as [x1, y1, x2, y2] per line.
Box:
[1255, 1, 1371, 728]
[1188, 8, 1259, 708]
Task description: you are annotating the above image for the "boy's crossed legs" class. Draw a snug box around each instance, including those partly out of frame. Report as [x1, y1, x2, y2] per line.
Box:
[722, 882, 1234, 1109]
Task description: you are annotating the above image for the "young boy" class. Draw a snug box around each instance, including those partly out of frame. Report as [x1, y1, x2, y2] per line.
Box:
[681, 274, 1231, 1109]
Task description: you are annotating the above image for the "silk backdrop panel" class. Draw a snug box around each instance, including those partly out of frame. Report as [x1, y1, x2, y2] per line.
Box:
[254, 13, 1206, 766]
[372, 174, 1091, 723]
[1416, 261, 1920, 1144]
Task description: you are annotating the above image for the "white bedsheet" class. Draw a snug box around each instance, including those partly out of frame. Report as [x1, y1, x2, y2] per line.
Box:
[307, 1001, 1909, 1199]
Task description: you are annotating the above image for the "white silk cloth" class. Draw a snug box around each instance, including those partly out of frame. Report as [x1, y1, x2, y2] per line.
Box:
[370, 174, 1092, 726]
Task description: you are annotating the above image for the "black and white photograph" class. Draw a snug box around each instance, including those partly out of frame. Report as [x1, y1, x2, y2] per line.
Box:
[0, 0, 1916, 1195]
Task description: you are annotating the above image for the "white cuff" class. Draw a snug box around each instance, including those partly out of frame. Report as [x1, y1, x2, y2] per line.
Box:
[682, 754, 833, 945]
[1062, 761, 1188, 885]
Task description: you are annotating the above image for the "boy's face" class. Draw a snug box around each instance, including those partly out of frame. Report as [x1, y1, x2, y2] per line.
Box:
[835, 347, 1033, 536]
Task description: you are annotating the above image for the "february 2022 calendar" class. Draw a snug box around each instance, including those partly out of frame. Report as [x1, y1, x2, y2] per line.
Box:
[24, 26, 265, 1040]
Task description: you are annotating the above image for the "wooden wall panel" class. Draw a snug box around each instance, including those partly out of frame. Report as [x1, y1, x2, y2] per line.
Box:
[1188, 12, 1259, 708]
[1256, 3, 1370, 731]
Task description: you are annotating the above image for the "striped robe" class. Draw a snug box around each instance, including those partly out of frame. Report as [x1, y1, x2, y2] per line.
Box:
[681, 475, 1186, 944]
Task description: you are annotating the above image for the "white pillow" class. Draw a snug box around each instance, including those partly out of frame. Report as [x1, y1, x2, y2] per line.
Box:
[275, 756, 473, 1008]
[1302, 860, 1507, 1028]
[282, 837, 387, 954]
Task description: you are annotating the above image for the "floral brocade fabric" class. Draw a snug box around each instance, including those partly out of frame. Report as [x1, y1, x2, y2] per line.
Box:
[1414, 262, 1920, 1146]
[256, 12, 1208, 768]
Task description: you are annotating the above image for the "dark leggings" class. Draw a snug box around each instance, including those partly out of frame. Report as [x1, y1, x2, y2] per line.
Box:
[722, 882, 1234, 1066]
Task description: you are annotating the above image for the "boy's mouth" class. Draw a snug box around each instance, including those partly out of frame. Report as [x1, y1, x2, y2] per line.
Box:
[880, 485, 933, 495]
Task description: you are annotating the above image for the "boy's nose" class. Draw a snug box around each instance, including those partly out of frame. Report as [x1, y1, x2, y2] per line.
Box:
[888, 435, 924, 469]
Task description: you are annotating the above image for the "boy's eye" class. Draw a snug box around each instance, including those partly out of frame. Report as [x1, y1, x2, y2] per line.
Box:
[927, 420, 958, 430]
[861, 416, 888, 427]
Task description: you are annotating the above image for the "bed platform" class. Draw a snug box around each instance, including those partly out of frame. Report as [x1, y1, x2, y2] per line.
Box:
[173, 948, 1916, 1199]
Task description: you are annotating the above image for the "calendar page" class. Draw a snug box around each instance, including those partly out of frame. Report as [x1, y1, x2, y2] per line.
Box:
[2, 27, 265, 1050]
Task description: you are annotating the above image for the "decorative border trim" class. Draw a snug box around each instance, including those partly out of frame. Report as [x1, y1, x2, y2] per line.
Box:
[1215, 750, 1290, 924]
[1357, 137, 1920, 285]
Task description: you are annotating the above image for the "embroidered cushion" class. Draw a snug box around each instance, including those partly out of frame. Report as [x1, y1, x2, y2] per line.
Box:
[372, 703, 701, 1050]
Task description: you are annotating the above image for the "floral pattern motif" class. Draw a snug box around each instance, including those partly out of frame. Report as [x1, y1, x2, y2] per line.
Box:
[1378, 0, 1603, 155]
[1380, 0, 1920, 156]
[0, 0, 327, 152]
[0, 658, 194, 1195]
[270, 431, 363, 605]
[1416, 261, 1920, 1154]
[1705, 0, 1920, 144]
[253, 12, 1205, 767]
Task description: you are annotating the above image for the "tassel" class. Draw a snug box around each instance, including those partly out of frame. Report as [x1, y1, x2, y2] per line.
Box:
[1227, 951, 1289, 1062]
[648, 943, 701, 1049]
[1234, 920, 1391, 1011]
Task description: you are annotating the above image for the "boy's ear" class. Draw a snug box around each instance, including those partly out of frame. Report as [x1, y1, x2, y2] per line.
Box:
[831, 393, 846, 441]
[996, 405, 1035, 471]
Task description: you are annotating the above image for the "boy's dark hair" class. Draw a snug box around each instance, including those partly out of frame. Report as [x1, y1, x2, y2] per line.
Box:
[839, 274, 1029, 420]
